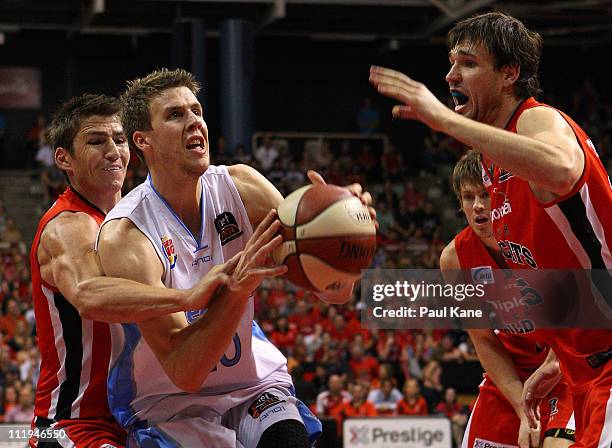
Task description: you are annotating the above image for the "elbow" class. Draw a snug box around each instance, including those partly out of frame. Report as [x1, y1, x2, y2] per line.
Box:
[73, 284, 98, 320]
[548, 156, 582, 196]
[172, 373, 208, 393]
[550, 171, 577, 196]
[168, 362, 209, 393]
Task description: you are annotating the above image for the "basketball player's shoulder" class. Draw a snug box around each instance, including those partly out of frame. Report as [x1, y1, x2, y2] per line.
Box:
[516, 105, 574, 137]
[227, 163, 269, 186]
[229, 164, 283, 225]
[40, 211, 99, 255]
[440, 238, 459, 271]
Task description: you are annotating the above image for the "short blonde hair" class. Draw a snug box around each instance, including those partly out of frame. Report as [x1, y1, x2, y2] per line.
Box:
[120, 68, 201, 162]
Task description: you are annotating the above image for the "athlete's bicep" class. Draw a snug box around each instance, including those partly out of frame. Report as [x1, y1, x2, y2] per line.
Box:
[39, 212, 104, 303]
[97, 218, 165, 287]
[229, 163, 284, 228]
[439, 240, 462, 284]
[98, 218, 189, 349]
[517, 107, 585, 194]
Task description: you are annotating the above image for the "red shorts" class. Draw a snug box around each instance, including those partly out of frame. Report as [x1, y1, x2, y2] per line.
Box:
[462, 377, 574, 448]
[570, 363, 612, 448]
[30, 417, 126, 448]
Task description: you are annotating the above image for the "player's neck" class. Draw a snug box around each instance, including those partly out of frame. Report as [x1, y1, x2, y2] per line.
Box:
[149, 172, 203, 236]
[490, 95, 523, 129]
[70, 183, 121, 214]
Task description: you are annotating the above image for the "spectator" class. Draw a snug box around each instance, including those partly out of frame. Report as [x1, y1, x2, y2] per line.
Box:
[435, 387, 468, 447]
[421, 360, 444, 412]
[0, 298, 27, 340]
[232, 143, 253, 165]
[438, 333, 462, 362]
[367, 378, 402, 415]
[348, 343, 379, 382]
[332, 382, 377, 421]
[0, 218, 22, 245]
[4, 383, 34, 423]
[396, 378, 429, 416]
[1, 384, 19, 421]
[421, 202, 441, 240]
[356, 98, 380, 134]
[315, 374, 351, 418]
[254, 134, 279, 171]
[380, 143, 404, 181]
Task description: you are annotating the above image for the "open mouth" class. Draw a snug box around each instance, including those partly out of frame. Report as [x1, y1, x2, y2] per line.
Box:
[451, 90, 469, 108]
[186, 136, 205, 151]
[474, 216, 488, 224]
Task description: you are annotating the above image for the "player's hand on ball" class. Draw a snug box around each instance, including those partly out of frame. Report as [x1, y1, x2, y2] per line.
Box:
[229, 209, 288, 297]
[307, 170, 377, 229]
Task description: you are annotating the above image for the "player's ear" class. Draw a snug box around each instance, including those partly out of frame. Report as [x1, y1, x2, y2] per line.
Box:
[132, 131, 150, 154]
[502, 64, 520, 87]
[55, 147, 72, 172]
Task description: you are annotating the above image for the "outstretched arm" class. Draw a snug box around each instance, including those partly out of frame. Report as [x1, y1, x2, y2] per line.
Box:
[38, 211, 209, 322]
[369, 66, 584, 199]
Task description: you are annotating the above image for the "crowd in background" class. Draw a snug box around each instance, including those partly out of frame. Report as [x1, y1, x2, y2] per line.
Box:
[0, 79, 611, 446]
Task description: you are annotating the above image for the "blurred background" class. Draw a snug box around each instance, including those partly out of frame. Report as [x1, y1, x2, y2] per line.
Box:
[1, 1, 611, 446]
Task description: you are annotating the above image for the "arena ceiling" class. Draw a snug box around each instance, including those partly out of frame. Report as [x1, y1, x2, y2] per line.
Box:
[0, 0, 611, 45]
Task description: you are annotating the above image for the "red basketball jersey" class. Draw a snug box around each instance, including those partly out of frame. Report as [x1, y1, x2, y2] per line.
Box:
[483, 97, 612, 391]
[455, 226, 548, 382]
[30, 186, 113, 421]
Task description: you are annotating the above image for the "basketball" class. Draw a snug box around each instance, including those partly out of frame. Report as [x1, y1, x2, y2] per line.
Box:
[272, 184, 377, 295]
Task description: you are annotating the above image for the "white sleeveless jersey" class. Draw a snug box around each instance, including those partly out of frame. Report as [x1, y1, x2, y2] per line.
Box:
[98, 165, 290, 428]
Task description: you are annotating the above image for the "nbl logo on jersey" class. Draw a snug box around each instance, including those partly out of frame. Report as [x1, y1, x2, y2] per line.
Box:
[215, 211, 243, 246]
[248, 392, 285, 418]
[161, 236, 177, 269]
[471, 266, 495, 284]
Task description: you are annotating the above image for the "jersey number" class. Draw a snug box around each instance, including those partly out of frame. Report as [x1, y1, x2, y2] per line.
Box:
[212, 333, 242, 371]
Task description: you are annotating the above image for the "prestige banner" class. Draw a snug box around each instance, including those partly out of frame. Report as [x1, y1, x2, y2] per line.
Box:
[343, 417, 451, 448]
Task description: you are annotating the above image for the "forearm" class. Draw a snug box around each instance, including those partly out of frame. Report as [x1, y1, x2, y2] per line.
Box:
[468, 330, 524, 415]
[443, 113, 572, 191]
[75, 277, 189, 322]
[153, 290, 250, 392]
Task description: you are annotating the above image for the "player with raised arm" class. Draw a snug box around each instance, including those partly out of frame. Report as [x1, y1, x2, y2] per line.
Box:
[371, 11, 611, 446]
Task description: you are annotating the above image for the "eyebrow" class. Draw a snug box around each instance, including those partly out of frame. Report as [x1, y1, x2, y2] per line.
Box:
[449, 49, 477, 58]
[83, 130, 125, 137]
[163, 103, 202, 113]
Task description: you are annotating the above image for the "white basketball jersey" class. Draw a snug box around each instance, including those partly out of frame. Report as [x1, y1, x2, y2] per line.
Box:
[98, 165, 290, 428]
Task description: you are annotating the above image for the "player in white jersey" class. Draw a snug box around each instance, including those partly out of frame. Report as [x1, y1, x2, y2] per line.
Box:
[96, 68, 372, 447]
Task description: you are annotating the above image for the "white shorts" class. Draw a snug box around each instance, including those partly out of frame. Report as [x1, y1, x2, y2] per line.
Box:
[126, 386, 321, 448]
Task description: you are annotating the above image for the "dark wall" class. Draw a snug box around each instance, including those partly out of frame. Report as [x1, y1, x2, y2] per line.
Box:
[1, 29, 610, 168]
